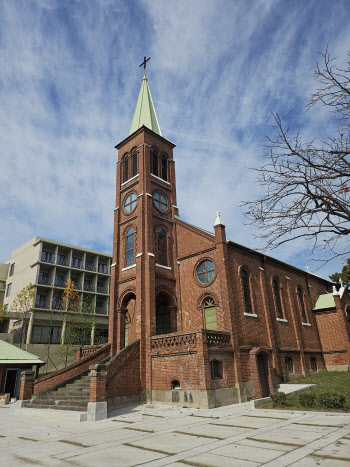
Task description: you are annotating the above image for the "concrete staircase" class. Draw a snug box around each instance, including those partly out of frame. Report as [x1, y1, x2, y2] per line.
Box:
[23, 372, 90, 412]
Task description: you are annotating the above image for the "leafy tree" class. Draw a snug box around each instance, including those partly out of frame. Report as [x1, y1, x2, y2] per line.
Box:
[329, 258, 350, 289]
[58, 280, 95, 367]
[243, 47, 350, 262]
[10, 283, 35, 348]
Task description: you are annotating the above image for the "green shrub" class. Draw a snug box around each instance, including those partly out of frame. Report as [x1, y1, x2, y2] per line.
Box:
[298, 392, 316, 408]
[318, 392, 346, 409]
[270, 391, 287, 407]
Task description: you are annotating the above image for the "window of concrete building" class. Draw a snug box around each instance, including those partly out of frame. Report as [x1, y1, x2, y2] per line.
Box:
[296, 287, 308, 323]
[211, 359, 223, 379]
[41, 251, 54, 263]
[35, 294, 47, 308]
[57, 254, 68, 266]
[310, 357, 317, 372]
[241, 268, 253, 314]
[161, 155, 167, 181]
[203, 297, 218, 330]
[55, 274, 65, 287]
[196, 260, 215, 284]
[9, 263, 15, 276]
[125, 228, 135, 267]
[38, 271, 50, 285]
[98, 263, 108, 274]
[95, 328, 108, 344]
[4, 304, 8, 312]
[52, 295, 61, 310]
[285, 357, 293, 373]
[32, 325, 61, 344]
[71, 257, 83, 269]
[156, 227, 167, 266]
[6, 283, 12, 297]
[272, 279, 284, 319]
[151, 148, 158, 177]
[132, 149, 138, 177]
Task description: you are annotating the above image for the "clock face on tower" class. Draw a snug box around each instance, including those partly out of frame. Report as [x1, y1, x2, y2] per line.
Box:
[153, 192, 168, 213]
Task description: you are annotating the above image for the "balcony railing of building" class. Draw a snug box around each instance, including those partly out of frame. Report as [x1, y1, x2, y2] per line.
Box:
[98, 264, 108, 274]
[41, 252, 55, 263]
[71, 259, 83, 269]
[84, 284, 95, 292]
[96, 306, 107, 315]
[85, 262, 96, 272]
[54, 278, 66, 288]
[35, 300, 50, 309]
[57, 256, 69, 266]
[97, 286, 108, 294]
[52, 300, 63, 310]
[38, 277, 52, 286]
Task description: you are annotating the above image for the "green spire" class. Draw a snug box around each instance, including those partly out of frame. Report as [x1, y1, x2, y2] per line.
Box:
[129, 73, 162, 136]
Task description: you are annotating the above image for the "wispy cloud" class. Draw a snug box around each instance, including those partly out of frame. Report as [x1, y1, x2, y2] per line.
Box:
[1, 0, 350, 279]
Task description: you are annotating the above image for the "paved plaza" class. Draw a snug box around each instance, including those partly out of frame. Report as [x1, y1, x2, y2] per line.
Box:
[1, 402, 350, 466]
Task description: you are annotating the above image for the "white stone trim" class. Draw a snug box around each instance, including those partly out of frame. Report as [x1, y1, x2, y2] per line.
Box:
[147, 193, 153, 198]
[244, 312, 258, 318]
[148, 252, 155, 257]
[111, 263, 117, 268]
[302, 322, 311, 326]
[151, 173, 170, 185]
[259, 267, 265, 271]
[136, 253, 142, 258]
[121, 174, 139, 187]
[137, 193, 143, 198]
[121, 264, 136, 271]
[285, 276, 291, 280]
[114, 207, 119, 211]
[173, 205, 178, 208]
[277, 318, 288, 323]
[156, 263, 172, 270]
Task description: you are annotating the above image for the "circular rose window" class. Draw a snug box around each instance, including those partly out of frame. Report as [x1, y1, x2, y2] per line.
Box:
[196, 260, 215, 284]
[153, 192, 168, 212]
[124, 192, 138, 213]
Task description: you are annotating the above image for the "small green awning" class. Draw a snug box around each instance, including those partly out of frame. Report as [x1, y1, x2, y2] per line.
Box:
[0, 339, 44, 365]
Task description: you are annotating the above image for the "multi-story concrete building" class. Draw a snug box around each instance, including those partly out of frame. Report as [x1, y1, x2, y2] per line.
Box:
[1, 237, 112, 349]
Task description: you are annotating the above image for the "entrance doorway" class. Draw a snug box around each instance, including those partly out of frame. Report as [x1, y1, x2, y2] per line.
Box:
[4, 369, 22, 398]
[257, 353, 270, 397]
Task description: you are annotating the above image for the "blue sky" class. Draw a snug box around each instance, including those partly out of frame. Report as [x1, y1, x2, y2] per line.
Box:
[1, 0, 350, 279]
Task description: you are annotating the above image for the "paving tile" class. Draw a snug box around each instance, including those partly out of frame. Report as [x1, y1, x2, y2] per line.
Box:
[238, 438, 295, 452]
[279, 423, 339, 434]
[209, 442, 285, 463]
[299, 416, 350, 427]
[289, 455, 350, 466]
[248, 428, 324, 446]
[180, 452, 261, 467]
[53, 443, 168, 467]
[124, 432, 216, 454]
[212, 415, 278, 429]
[175, 423, 251, 439]
[313, 438, 350, 461]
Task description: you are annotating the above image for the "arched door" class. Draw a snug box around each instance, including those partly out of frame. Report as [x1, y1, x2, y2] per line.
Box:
[257, 353, 270, 397]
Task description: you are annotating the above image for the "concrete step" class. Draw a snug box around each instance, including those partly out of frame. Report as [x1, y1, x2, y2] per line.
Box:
[24, 403, 88, 412]
[54, 389, 90, 396]
[65, 383, 90, 388]
[33, 394, 89, 401]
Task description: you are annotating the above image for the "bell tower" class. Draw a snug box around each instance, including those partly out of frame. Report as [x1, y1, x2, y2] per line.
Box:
[109, 68, 179, 397]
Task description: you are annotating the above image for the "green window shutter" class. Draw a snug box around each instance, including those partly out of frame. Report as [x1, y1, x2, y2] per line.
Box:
[125, 321, 129, 347]
[205, 307, 218, 330]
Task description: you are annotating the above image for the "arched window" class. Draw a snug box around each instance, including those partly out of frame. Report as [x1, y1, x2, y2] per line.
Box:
[156, 227, 167, 266]
[132, 150, 137, 177]
[151, 149, 158, 177]
[156, 293, 171, 335]
[125, 228, 135, 267]
[272, 279, 283, 319]
[310, 357, 317, 372]
[210, 360, 223, 379]
[161, 155, 167, 181]
[171, 380, 180, 389]
[203, 297, 218, 330]
[285, 357, 293, 373]
[241, 268, 253, 314]
[296, 287, 307, 323]
[123, 156, 129, 183]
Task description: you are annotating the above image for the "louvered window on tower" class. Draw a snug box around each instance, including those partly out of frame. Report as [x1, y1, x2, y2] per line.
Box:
[152, 149, 158, 176]
[161, 155, 167, 181]
[132, 150, 137, 177]
[123, 157, 129, 183]
[157, 227, 167, 266]
[126, 228, 135, 267]
[241, 269, 253, 314]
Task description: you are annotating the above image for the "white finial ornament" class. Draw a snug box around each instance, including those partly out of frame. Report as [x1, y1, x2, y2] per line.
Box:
[214, 211, 222, 226]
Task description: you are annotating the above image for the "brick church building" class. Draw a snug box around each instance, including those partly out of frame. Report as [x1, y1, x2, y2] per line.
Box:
[107, 71, 350, 409]
[20, 71, 350, 418]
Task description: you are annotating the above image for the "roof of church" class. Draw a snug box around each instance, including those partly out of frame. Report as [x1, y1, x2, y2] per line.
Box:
[129, 73, 161, 136]
[313, 293, 336, 311]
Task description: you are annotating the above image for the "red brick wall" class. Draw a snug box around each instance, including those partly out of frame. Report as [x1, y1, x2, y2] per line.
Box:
[106, 339, 141, 398]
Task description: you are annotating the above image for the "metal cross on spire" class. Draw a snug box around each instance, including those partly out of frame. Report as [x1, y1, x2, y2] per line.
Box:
[139, 56, 151, 70]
